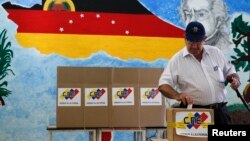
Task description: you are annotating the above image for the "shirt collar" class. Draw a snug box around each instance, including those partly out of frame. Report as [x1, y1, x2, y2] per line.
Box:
[182, 45, 210, 57]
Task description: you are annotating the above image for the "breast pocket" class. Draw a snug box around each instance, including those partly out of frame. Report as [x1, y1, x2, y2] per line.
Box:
[205, 65, 225, 83]
[216, 67, 225, 82]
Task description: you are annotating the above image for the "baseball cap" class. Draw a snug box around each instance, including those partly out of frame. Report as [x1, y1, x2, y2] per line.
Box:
[185, 21, 206, 42]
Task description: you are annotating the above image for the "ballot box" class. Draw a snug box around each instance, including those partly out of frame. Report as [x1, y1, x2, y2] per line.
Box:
[166, 108, 214, 141]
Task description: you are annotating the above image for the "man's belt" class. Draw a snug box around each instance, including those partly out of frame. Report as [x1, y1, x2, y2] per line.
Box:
[179, 102, 227, 109]
[192, 102, 227, 109]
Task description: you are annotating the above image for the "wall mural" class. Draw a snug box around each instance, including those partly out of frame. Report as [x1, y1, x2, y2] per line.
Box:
[0, 29, 14, 105]
[0, 0, 250, 141]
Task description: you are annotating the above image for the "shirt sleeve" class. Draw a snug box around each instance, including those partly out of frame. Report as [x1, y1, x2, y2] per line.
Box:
[218, 49, 236, 77]
[159, 59, 177, 88]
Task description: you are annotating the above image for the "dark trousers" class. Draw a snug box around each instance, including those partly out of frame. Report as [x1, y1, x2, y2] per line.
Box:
[179, 102, 231, 125]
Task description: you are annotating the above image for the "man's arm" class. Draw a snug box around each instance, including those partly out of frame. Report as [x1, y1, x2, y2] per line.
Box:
[158, 84, 180, 99]
[158, 84, 193, 105]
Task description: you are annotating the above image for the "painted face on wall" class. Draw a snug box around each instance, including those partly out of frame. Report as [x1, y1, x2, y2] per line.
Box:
[183, 0, 217, 39]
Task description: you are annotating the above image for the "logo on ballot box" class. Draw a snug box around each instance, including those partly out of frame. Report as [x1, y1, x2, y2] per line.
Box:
[112, 87, 134, 106]
[85, 88, 108, 106]
[140, 88, 162, 106]
[173, 112, 212, 137]
[58, 88, 81, 106]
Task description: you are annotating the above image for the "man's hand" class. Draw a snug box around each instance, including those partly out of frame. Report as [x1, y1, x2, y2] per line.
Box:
[158, 84, 193, 105]
[227, 73, 241, 90]
[177, 93, 193, 106]
[230, 77, 241, 90]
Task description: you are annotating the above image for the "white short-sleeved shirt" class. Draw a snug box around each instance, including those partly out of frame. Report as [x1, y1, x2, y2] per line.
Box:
[159, 45, 236, 105]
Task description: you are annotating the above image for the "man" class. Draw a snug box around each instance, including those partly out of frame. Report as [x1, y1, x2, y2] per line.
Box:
[158, 21, 240, 125]
[179, 0, 231, 51]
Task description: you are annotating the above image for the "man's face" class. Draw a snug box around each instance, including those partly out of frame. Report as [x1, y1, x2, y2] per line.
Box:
[183, 0, 217, 38]
[185, 39, 204, 56]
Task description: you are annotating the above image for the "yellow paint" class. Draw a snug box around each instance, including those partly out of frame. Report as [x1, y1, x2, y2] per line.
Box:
[43, 0, 75, 11]
[16, 33, 184, 61]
